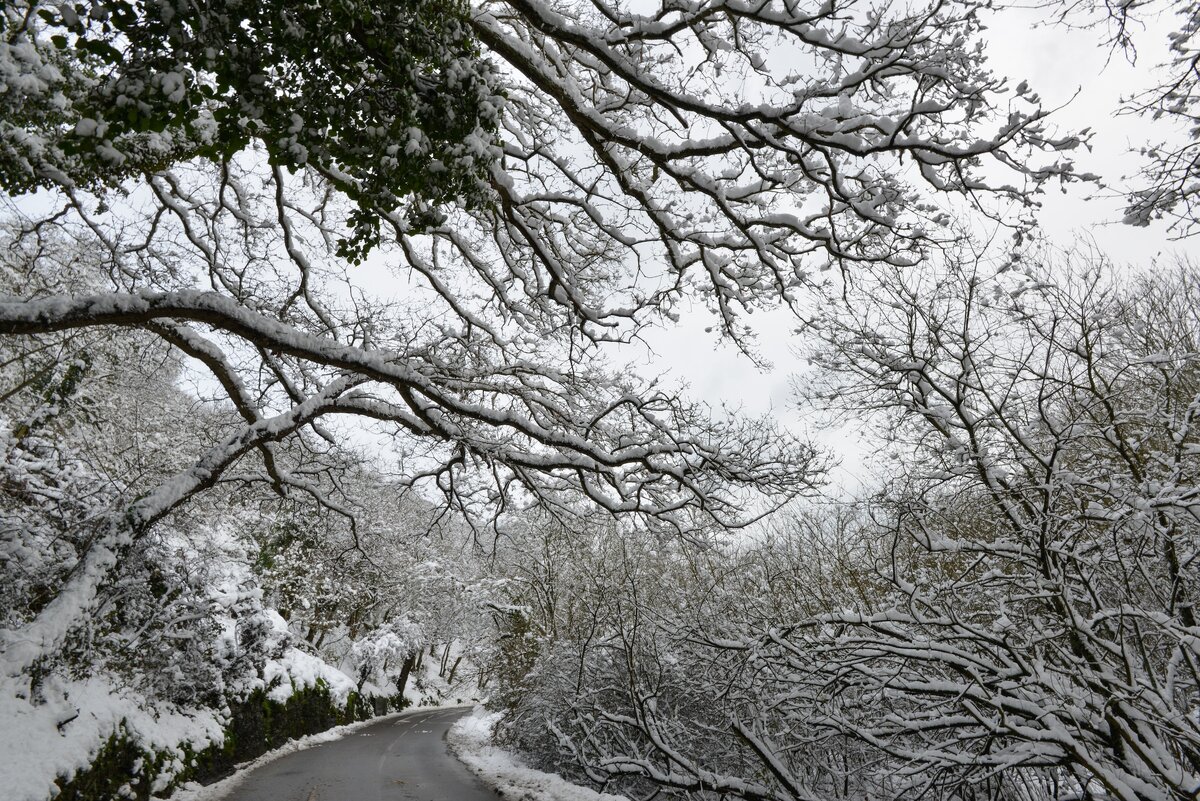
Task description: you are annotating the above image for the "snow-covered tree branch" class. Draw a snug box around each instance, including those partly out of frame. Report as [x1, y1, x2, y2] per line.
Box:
[483, 255, 1200, 801]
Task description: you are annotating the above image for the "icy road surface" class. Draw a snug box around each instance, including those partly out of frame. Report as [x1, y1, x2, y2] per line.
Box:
[219, 707, 498, 801]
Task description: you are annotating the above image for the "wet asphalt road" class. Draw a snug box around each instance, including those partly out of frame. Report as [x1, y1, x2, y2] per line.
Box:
[218, 707, 499, 801]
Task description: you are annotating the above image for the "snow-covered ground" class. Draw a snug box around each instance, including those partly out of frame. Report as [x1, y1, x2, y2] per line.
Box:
[1, 609, 473, 801]
[448, 708, 629, 801]
[0, 673, 226, 801]
[1, 585, 380, 801]
[1, 501, 482, 801]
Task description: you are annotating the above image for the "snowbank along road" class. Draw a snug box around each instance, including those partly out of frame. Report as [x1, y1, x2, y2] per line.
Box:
[219, 707, 497, 801]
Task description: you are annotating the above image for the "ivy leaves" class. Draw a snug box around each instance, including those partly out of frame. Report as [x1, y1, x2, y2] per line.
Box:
[8, 0, 500, 258]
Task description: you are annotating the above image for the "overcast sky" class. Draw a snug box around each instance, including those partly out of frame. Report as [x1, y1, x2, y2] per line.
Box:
[628, 3, 1200, 493]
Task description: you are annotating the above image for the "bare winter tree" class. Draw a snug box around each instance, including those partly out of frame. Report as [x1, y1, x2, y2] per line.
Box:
[776, 254, 1200, 800]
[496, 254, 1200, 801]
[1034, 0, 1200, 234]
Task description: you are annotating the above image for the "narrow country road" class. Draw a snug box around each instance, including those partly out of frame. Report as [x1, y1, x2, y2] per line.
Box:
[219, 707, 499, 801]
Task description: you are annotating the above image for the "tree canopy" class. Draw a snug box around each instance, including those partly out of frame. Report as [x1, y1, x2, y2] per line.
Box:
[2, 0, 499, 256]
[0, 0, 1087, 560]
[0, 0, 1096, 682]
[5, 2, 1200, 800]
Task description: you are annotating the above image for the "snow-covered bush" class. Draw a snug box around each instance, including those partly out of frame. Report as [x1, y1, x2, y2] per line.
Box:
[349, 619, 422, 694]
[0, 236, 446, 800]
[489, 258, 1200, 801]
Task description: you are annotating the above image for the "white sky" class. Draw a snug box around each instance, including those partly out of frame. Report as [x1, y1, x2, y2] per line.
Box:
[629, 3, 1200, 494]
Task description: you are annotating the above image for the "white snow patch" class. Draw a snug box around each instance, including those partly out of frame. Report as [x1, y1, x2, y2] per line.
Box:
[261, 646, 357, 706]
[447, 708, 629, 801]
[0, 674, 225, 801]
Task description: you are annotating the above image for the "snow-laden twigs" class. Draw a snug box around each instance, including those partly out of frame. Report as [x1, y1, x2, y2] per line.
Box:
[483, 254, 1200, 801]
[0, 373, 363, 677]
[468, 0, 1087, 341]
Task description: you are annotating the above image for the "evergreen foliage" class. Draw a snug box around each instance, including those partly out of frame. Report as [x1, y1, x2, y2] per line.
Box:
[2, 0, 499, 257]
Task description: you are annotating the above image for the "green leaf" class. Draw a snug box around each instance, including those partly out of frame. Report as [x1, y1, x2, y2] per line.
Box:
[82, 38, 123, 64]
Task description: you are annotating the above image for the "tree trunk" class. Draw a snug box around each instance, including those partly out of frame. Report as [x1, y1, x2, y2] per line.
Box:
[395, 652, 416, 698]
[447, 654, 464, 685]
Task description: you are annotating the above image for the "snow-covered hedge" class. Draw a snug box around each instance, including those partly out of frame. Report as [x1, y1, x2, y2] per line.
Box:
[31, 676, 404, 801]
[448, 708, 628, 801]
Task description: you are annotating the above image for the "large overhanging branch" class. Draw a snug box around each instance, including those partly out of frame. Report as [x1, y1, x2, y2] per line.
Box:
[0, 283, 817, 676]
[0, 289, 817, 522]
[3, 0, 1091, 348]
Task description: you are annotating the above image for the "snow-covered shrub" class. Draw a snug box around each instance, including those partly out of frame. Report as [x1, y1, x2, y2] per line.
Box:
[494, 260, 1200, 801]
[350, 619, 422, 693]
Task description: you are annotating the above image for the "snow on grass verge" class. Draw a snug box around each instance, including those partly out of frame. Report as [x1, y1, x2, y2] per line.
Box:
[0, 640, 372, 801]
[0, 673, 226, 801]
[162, 711, 406, 801]
[447, 708, 629, 801]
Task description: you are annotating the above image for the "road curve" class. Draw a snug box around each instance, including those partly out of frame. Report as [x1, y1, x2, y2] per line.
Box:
[218, 706, 499, 801]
